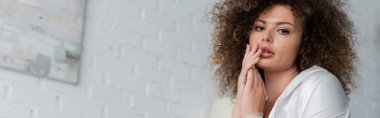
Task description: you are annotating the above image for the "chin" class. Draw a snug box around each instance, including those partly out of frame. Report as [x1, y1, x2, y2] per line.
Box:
[256, 59, 279, 72]
[256, 60, 271, 70]
[257, 60, 297, 73]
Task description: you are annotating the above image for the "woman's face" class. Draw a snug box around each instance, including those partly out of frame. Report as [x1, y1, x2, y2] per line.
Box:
[249, 5, 302, 72]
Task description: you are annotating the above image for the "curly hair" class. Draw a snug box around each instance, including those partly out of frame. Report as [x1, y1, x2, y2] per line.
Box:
[209, 0, 357, 98]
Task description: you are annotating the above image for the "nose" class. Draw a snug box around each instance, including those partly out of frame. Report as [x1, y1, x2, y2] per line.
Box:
[261, 32, 273, 43]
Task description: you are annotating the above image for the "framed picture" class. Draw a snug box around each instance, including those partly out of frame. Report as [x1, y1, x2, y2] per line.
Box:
[0, 0, 86, 83]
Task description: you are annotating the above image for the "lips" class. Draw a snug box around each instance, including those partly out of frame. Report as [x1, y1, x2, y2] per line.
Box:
[260, 47, 274, 58]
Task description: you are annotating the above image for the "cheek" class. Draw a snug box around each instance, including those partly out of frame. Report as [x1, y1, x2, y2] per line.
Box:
[273, 35, 300, 53]
[278, 39, 301, 60]
[248, 33, 260, 44]
[279, 47, 298, 61]
[248, 36, 254, 44]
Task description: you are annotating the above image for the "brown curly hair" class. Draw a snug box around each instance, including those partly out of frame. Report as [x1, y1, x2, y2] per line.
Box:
[209, 0, 357, 98]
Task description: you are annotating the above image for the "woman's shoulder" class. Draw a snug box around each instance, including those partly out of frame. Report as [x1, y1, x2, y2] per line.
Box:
[298, 65, 343, 92]
[276, 65, 345, 102]
[295, 67, 350, 117]
[267, 66, 350, 117]
[293, 66, 349, 108]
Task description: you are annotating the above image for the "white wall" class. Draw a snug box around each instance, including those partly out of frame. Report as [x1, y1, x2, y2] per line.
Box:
[0, 0, 378, 118]
[0, 0, 218, 118]
[349, 0, 380, 117]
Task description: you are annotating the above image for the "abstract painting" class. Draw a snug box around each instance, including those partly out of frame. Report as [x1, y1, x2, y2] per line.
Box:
[0, 0, 86, 83]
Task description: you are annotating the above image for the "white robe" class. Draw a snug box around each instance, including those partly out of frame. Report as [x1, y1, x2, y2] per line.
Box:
[209, 66, 350, 118]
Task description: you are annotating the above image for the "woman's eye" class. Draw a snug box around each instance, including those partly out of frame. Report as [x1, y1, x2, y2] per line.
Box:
[254, 26, 264, 32]
[278, 29, 290, 35]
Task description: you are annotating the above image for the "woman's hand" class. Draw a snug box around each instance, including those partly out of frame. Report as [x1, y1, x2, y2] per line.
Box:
[232, 44, 267, 118]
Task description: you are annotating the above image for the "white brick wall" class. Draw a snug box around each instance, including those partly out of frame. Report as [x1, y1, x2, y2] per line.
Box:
[0, 0, 218, 118]
[1, 0, 379, 118]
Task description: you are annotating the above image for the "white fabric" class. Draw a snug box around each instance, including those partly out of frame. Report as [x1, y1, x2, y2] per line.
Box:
[209, 65, 349, 118]
[268, 65, 349, 118]
[209, 97, 234, 118]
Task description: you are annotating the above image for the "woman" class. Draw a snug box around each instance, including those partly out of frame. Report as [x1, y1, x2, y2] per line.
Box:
[209, 0, 357, 118]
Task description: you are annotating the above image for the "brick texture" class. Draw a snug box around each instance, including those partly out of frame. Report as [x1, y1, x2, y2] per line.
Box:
[0, 0, 378, 118]
[0, 0, 218, 118]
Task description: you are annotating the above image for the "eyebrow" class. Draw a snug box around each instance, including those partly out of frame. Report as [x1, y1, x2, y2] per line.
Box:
[255, 19, 295, 27]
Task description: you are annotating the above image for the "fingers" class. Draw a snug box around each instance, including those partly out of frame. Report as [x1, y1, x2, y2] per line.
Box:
[252, 70, 265, 112]
[255, 70, 262, 89]
[238, 75, 246, 87]
[245, 49, 261, 69]
[238, 44, 254, 104]
[246, 44, 261, 62]
[256, 70, 266, 109]
[247, 43, 258, 59]
[253, 69, 260, 89]
[237, 72, 247, 96]
[240, 68, 267, 115]
[239, 44, 250, 85]
[245, 69, 254, 90]
[245, 69, 263, 89]
[244, 44, 250, 59]
[237, 75, 246, 99]
[242, 43, 261, 71]
[259, 77, 266, 112]
[239, 47, 267, 115]
[250, 48, 262, 61]
[241, 44, 251, 75]
[254, 70, 265, 94]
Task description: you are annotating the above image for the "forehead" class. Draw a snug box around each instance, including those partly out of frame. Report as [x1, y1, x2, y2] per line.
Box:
[256, 5, 298, 25]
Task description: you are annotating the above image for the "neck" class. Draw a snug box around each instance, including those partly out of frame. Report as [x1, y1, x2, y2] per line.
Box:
[264, 66, 299, 102]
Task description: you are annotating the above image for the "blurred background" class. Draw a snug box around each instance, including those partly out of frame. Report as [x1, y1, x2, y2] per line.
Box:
[0, 0, 378, 118]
